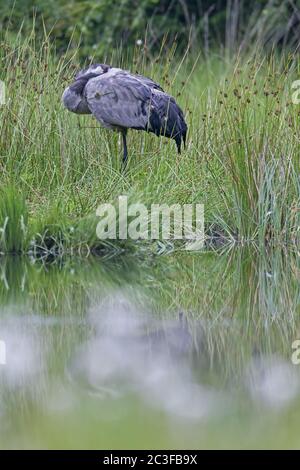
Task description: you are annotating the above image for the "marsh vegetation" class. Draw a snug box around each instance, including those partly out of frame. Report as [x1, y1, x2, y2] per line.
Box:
[0, 26, 299, 254]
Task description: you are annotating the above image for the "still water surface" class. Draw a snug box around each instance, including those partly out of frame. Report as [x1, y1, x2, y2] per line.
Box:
[0, 248, 300, 448]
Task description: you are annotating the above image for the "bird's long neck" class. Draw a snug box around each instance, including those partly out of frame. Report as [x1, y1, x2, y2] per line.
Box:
[69, 73, 100, 96]
[62, 73, 100, 115]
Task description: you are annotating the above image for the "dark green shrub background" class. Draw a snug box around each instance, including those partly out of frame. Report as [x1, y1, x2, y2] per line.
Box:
[1, 0, 299, 58]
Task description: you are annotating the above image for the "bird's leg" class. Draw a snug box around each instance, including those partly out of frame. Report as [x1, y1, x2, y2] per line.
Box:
[122, 131, 128, 166]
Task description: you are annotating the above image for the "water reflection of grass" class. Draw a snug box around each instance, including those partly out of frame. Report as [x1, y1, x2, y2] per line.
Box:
[0, 249, 300, 448]
[161, 248, 300, 378]
[0, 248, 299, 374]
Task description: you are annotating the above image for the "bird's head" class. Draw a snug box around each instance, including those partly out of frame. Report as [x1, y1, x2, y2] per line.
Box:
[62, 63, 110, 114]
[75, 63, 110, 80]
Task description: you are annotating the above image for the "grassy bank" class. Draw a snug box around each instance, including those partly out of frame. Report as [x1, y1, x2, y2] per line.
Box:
[0, 28, 299, 254]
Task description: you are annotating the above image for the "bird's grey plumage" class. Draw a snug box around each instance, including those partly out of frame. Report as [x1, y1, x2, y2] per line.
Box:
[85, 72, 151, 130]
[62, 63, 187, 163]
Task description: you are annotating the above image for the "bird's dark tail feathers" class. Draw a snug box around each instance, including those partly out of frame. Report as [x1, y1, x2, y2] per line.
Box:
[147, 92, 187, 154]
[182, 128, 187, 149]
[175, 122, 187, 153]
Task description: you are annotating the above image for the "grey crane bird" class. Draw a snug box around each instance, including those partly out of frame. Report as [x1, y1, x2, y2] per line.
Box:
[62, 64, 187, 165]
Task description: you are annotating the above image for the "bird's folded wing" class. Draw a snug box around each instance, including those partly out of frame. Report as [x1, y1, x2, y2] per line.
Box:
[133, 73, 164, 92]
[84, 74, 152, 129]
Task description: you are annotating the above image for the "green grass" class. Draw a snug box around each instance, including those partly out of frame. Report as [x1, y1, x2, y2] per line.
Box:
[0, 27, 299, 254]
[0, 185, 28, 253]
